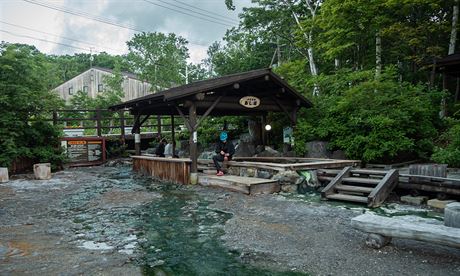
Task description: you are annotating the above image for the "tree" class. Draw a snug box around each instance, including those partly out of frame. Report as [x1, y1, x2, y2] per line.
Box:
[127, 32, 189, 90]
[0, 43, 64, 168]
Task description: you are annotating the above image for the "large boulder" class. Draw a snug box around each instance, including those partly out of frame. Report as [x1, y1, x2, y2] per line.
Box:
[305, 141, 332, 158]
[256, 146, 282, 157]
[199, 151, 214, 160]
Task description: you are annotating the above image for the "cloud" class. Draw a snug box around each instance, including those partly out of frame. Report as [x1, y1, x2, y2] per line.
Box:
[1, 0, 253, 63]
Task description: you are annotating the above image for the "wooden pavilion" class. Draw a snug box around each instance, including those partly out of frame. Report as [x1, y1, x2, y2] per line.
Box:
[109, 68, 313, 180]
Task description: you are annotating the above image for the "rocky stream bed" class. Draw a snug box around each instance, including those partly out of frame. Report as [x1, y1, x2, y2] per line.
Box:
[0, 163, 459, 275]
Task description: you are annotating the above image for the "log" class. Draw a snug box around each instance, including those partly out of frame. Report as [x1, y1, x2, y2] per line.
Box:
[0, 167, 8, 183]
[351, 213, 460, 249]
[445, 202, 460, 228]
[33, 163, 51, 180]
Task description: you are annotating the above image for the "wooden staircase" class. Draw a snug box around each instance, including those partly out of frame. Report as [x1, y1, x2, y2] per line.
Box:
[320, 167, 399, 208]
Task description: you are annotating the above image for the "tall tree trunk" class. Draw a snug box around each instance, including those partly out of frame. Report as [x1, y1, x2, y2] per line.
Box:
[375, 31, 382, 79]
[291, 10, 319, 96]
[449, 0, 459, 55]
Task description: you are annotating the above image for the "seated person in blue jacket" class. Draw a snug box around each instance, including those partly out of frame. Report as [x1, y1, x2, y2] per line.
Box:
[213, 131, 235, 176]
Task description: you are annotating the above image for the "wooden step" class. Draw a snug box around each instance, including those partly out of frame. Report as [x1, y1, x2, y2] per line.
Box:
[351, 169, 387, 176]
[198, 174, 280, 195]
[335, 185, 374, 194]
[342, 177, 380, 185]
[326, 193, 368, 204]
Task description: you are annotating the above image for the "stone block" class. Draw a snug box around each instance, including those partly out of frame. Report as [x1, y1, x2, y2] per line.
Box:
[227, 167, 240, 176]
[0, 167, 8, 183]
[400, 195, 428, 205]
[273, 171, 301, 185]
[33, 163, 51, 180]
[427, 199, 456, 210]
[445, 202, 460, 228]
[281, 184, 298, 193]
[257, 170, 272, 179]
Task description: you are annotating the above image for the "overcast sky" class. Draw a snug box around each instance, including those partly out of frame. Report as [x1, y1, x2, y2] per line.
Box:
[0, 0, 252, 63]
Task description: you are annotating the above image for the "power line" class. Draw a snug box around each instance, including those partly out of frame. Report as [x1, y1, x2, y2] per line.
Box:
[154, 0, 238, 25]
[21, 0, 218, 47]
[141, 0, 235, 27]
[0, 29, 97, 53]
[0, 20, 125, 54]
[171, 0, 239, 23]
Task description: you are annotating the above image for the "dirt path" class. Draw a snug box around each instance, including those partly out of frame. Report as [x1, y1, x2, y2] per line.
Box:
[1, 164, 459, 275]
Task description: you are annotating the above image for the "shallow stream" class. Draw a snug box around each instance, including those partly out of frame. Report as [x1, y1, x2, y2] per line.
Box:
[67, 166, 305, 275]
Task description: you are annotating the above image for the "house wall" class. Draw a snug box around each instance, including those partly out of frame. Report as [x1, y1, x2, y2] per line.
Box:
[54, 68, 152, 104]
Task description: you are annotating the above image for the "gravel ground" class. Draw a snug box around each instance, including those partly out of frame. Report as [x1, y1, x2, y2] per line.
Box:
[210, 192, 460, 276]
[1, 164, 459, 275]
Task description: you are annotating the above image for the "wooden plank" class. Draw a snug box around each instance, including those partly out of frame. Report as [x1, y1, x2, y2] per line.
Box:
[198, 175, 249, 194]
[342, 177, 381, 185]
[326, 193, 368, 204]
[351, 213, 460, 249]
[132, 155, 191, 163]
[204, 175, 278, 186]
[133, 157, 190, 184]
[409, 164, 447, 178]
[335, 185, 374, 194]
[397, 183, 460, 196]
[368, 169, 399, 208]
[321, 166, 352, 198]
[351, 169, 387, 175]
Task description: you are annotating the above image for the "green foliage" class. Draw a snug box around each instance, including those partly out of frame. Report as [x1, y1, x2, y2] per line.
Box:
[198, 117, 247, 147]
[431, 119, 460, 167]
[277, 66, 442, 162]
[127, 32, 189, 89]
[0, 43, 65, 168]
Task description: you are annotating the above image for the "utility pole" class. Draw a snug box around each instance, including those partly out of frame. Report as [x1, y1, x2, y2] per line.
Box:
[89, 47, 94, 68]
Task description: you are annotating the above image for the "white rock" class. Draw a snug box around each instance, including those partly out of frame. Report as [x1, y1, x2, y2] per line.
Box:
[33, 163, 51, 180]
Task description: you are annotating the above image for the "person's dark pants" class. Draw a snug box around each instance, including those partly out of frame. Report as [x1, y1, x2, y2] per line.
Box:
[213, 154, 225, 172]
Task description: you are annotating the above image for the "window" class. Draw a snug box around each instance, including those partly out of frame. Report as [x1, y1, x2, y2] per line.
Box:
[98, 84, 103, 92]
[68, 86, 73, 95]
[83, 86, 89, 93]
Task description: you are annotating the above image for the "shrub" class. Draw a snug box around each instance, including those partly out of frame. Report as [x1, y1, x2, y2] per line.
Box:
[431, 120, 460, 167]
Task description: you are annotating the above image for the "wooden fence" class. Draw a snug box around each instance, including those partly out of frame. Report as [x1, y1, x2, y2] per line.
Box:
[33, 109, 185, 144]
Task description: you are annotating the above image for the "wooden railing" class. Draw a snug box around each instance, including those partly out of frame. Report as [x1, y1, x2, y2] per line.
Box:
[32, 109, 185, 143]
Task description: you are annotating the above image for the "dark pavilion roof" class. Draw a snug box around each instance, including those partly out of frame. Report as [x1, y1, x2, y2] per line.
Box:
[109, 68, 312, 116]
[433, 53, 460, 76]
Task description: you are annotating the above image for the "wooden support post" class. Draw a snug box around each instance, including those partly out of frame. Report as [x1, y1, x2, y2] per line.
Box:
[189, 102, 198, 175]
[119, 110, 125, 146]
[171, 115, 176, 157]
[157, 115, 162, 137]
[261, 115, 266, 147]
[96, 109, 102, 137]
[134, 115, 141, 155]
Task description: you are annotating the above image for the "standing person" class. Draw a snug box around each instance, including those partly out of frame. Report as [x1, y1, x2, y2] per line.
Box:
[212, 131, 235, 176]
[164, 140, 173, 158]
[155, 138, 166, 157]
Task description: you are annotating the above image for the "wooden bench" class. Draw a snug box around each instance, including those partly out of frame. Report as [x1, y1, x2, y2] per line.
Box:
[351, 213, 460, 249]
